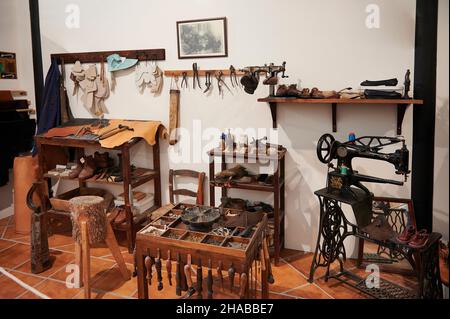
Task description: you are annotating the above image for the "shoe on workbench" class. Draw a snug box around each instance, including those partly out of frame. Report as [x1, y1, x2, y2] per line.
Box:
[78, 155, 96, 180]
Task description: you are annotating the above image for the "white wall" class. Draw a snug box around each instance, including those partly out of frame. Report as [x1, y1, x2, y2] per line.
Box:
[38, 0, 418, 252]
[434, 0, 449, 241]
[0, 0, 35, 107]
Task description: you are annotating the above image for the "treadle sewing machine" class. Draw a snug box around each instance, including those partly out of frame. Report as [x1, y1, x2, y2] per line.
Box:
[309, 134, 442, 299]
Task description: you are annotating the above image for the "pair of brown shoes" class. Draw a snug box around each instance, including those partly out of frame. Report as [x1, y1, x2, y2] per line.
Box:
[69, 152, 113, 180]
[276, 84, 304, 98]
[396, 226, 429, 248]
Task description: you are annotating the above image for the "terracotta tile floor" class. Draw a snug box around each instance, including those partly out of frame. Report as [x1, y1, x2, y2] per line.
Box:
[0, 215, 419, 299]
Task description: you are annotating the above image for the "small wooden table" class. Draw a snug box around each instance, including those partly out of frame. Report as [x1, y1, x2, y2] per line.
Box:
[136, 204, 271, 299]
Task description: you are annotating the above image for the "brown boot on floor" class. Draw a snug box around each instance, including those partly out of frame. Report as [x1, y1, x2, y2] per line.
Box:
[78, 155, 96, 180]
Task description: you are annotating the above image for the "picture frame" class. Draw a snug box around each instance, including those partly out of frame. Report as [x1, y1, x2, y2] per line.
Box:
[0, 51, 17, 79]
[176, 17, 228, 59]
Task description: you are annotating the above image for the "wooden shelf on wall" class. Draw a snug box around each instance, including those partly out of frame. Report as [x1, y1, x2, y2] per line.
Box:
[257, 97, 424, 135]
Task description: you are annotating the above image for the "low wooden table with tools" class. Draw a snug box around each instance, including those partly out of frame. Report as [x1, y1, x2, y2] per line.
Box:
[136, 203, 273, 299]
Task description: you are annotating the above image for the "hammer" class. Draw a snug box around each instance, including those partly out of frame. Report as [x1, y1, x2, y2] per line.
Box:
[98, 124, 134, 140]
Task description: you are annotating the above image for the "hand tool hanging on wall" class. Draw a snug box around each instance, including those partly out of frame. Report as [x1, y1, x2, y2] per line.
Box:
[216, 71, 232, 97]
[169, 77, 180, 145]
[181, 72, 188, 89]
[155, 248, 163, 291]
[217, 261, 224, 290]
[230, 65, 239, 88]
[228, 263, 236, 292]
[196, 257, 203, 299]
[166, 250, 172, 286]
[192, 63, 202, 89]
[206, 259, 213, 299]
[182, 254, 196, 299]
[203, 72, 212, 93]
[176, 253, 182, 296]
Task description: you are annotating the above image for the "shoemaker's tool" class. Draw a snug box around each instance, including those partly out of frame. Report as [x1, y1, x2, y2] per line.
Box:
[181, 72, 188, 89]
[166, 250, 172, 286]
[229, 65, 239, 87]
[182, 254, 195, 299]
[263, 238, 275, 284]
[203, 72, 212, 93]
[192, 63, 202, 89]
[206, 259, 213, 299]
[155, 248, 163, 291]
[176, 253, 182, 296]
[196, 258, 203, 299]
[228, 263, 236, 292]
[217, 261, 224, 290]
[215, 71, 232, 96]
[239, 273, 247, 299]
[169, 89, 180, 145]
[240, 62, 288, 96]
[316, 134, 410, 200]
[98, 124, 134, 140]
[144, 254, 153, 285]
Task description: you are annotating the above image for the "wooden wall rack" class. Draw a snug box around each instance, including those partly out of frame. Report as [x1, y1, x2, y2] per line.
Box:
[51, 49, 166, 64]
[257, 98, 424, 135]
[164, 69, 246, 77]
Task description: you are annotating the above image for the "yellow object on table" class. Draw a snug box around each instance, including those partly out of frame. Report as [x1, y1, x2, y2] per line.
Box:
[97, 119, 166, 148]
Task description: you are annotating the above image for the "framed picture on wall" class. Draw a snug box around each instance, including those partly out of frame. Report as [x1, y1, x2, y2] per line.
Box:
[176, 17, 228, 59]
[0, 51, 17, 79]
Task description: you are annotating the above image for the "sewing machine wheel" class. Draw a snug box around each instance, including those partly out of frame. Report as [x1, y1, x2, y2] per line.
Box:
[317, 134, 335, 163]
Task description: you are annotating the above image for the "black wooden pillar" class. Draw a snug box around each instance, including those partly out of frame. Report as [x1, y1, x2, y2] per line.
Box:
[29, 0, 44, 121]
[411, 0, 439, 231]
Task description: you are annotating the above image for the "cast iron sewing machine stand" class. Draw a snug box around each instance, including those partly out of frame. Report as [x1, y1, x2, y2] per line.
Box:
[309, 187, 442, 299]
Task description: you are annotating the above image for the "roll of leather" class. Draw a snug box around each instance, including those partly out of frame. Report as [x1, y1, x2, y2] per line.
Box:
[13, 154, 39, 234]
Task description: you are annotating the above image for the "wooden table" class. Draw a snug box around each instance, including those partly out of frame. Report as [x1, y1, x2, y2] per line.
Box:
[136, 203, 271, 299]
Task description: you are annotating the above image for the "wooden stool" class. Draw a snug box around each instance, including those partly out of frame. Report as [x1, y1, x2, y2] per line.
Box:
[69, 196, 130, 299]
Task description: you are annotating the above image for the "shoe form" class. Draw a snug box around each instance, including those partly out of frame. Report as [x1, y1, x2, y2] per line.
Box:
[149, 65, 163, 94]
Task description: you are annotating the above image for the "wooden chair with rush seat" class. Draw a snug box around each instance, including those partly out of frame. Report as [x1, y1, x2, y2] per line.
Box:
[169, 169, 205, 205]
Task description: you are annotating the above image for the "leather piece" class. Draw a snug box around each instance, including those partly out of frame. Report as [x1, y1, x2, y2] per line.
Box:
[364, 89, 402, 99]
[360, 78, 398, 86]
[43, 125, 86, 138]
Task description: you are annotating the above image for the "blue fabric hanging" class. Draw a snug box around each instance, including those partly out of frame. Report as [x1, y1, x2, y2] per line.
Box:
[32, 59, 61, 155]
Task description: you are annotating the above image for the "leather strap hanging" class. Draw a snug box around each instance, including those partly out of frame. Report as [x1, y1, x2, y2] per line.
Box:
[169, 77, 180, 145]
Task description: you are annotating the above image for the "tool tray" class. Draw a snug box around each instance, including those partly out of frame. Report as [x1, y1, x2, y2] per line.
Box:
[138, 203, 267, 258]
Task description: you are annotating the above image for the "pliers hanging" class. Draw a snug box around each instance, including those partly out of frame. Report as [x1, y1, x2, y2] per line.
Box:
[192, 63, 202, 89]
[181, 72, 188, 89]
[215, 71, 231, 96]
[229, 65, 239, 88]
[203, 72, 212, 93]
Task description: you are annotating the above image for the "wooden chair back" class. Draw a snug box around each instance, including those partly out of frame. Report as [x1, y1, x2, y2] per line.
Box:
[169, 169, 205, 205]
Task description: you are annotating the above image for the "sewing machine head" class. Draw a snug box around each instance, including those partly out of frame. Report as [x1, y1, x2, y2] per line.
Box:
[316, 133, 410, 197]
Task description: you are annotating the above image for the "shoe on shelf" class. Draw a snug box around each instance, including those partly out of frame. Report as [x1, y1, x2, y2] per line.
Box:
[300, 88, 310, 98]
[68, 158, 84, 179]
[276, 84, 288, 97]
[396, 225, 416, 244]
[94, 151, 113, 168]
[310, 87, 325, 99]
[408, 229, 429, 249]
[78, 155, 96, 180]
[286, 84, 303, 98]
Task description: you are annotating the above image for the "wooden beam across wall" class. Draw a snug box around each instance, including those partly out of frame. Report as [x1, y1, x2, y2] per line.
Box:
[51, 49, 166, 64]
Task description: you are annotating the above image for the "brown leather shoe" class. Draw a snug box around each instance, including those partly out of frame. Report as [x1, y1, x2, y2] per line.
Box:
[276, 84, 288, 97]
[396, 225, 416, 244]
[300, 88, 310, 98]
[94, 151, 113, 168]
[408, 229, 429, 248]
[69, 158, 83, 179]
[78, 155, 96, 180]
[310, 87, 325, 99]
[286, 84, 302, 97]
[263, 76, 278, 85]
